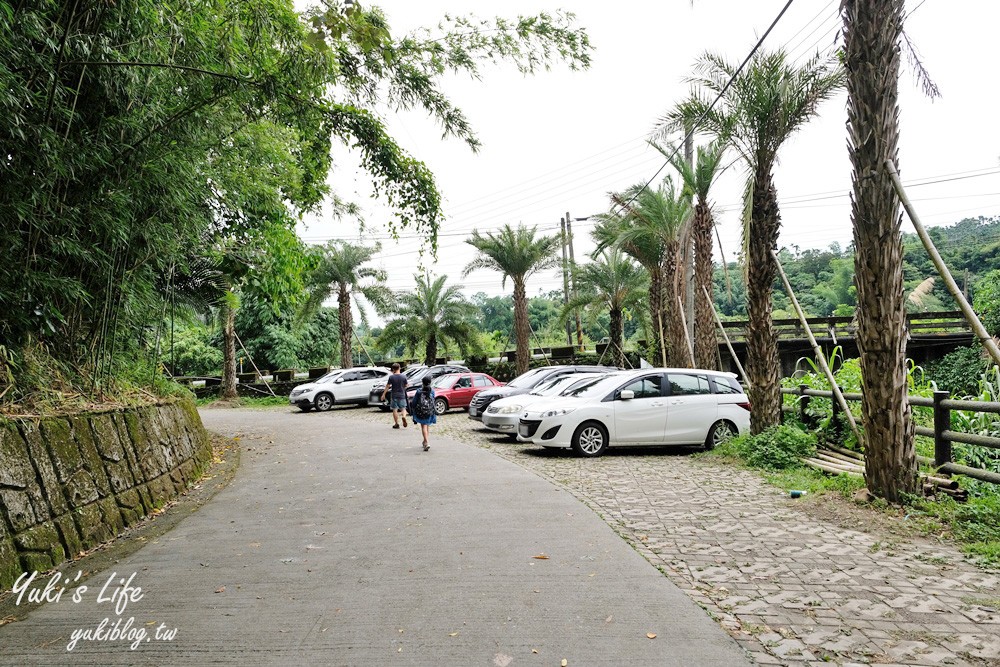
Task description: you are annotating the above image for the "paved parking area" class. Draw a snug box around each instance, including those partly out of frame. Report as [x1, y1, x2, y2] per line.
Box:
[348, 405, 1000, 666]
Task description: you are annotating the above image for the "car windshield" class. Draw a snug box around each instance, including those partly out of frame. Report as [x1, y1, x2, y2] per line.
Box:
[505, 368, 550, 389]
[318, 371, 344, 384]
[432, 375, 456, 389]
[530, 375, 580, 396]
[558, 373, 612, 395]
[561, 375, 615, 398]
[404, 367, 424, 379]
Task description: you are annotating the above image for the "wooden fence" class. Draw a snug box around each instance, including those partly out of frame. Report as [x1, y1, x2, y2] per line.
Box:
[725, 310, 969, 342]
[783, 386, 1000, 485]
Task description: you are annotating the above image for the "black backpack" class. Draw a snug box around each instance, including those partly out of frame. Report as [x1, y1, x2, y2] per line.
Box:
[412, 389, 434, 419]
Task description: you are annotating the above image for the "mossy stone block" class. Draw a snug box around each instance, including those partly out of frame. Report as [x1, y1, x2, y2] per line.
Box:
[13, 521, 59, 552]
[53, 514, 83, 559]
[0, 538, 21, 590]
[19, 551, 54, 575]
[0, 488, 39, 533]
[17, 421, 69, 516]
[40, 418, 82, 483]
[90, 413, 125, 462]
[70, 417, 111, 497]
[73, 503, 112, 550]
[64, 469, 99, 509]
[0, 423, 34, 488]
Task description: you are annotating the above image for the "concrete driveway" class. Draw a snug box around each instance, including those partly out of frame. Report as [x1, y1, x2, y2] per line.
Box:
[0, 407, 750, 665]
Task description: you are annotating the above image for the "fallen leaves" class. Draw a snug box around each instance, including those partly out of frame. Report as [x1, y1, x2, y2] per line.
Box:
[214, 586, 225, 594]
[646, 632, 657, 639]
[532, 554, 549, 560]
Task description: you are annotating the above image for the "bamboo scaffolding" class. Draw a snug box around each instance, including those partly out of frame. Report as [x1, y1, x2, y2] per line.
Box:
[771, 249, 862, 445]
[887, 161, 1000, 368]
[703, 285, 748, 384]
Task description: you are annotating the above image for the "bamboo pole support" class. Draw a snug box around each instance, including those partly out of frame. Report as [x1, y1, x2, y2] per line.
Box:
[805, 459, 864, 477]
[703, 285, 748, 384]
[771, 249, 862, 444]
[825, 443, 865, 461]
[812, 455, 864, 473]
[677, 294, 695, 365]
[886, 160, 1000, 368]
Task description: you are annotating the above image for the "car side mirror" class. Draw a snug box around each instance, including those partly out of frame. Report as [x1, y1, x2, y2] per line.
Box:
[334, 378, 344, 384]
[619, 389, 634, 400]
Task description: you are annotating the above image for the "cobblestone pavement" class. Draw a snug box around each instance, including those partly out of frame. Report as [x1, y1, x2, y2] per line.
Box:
[344, 406, 1000, 666]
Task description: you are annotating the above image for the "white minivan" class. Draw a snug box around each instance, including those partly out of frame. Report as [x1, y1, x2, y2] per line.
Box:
[516, 368, 751, 457]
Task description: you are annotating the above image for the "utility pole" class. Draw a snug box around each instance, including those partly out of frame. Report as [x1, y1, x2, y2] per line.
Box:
[560, 218, 573, 346]
[684, 130, 696, 354]
[566, 212, 584, 350]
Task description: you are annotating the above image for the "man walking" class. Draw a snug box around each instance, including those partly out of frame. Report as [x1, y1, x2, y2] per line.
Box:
[381, 363, 408, 429]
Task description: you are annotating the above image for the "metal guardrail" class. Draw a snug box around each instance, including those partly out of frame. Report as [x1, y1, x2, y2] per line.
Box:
[782, 385, 1000, 485]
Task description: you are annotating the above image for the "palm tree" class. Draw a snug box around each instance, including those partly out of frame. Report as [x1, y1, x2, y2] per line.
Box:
[464, 225, 559, 376]
[301, 241, 392, 369]
[378, 273, 481, 365]
[842, 0, 918, 500]
[656, 140, 727, 370]
[561, 248, 647, 368]
[663, 49, 844, 432]
[593, 177, 693, 367]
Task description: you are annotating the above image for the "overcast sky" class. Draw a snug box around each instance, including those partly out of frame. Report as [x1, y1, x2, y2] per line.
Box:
[297, 0, 1000, 301]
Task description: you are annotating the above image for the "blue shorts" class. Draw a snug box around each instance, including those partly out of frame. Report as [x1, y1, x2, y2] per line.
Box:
[390, 397, 408, 410]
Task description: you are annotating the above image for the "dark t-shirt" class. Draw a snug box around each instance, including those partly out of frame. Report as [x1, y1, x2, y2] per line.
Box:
[386, 373, 408, 399]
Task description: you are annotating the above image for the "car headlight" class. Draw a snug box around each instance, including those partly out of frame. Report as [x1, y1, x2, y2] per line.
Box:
[496, 405, 522, 414]
[541, 407, 575, 418]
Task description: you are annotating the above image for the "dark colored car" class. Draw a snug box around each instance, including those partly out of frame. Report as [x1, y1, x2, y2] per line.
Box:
[367, 363, 470, 410]
[467, 365, 619, 421]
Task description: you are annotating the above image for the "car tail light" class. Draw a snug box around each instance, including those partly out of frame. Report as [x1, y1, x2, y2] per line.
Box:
[737, 401, 751, 412]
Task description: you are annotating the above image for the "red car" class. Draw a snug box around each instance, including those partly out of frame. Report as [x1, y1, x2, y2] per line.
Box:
[430, 373, 504, 415]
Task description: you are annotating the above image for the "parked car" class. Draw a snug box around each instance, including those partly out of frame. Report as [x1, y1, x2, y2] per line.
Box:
[289, 367, 391, 412]
[430, 372, 504, 415]
[482, 371, 615, 437]
[516, 368, 751, 457]
[367, 363, 470, 410]
[468, 365, 619, 421]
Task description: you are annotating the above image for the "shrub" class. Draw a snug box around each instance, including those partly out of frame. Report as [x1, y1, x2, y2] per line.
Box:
[925, 345, 990, 397]
[724, 424, 818, 471]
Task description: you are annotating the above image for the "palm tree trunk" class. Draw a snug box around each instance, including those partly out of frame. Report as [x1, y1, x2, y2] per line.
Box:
[221, 295, 237, 399]
[648, 268, 665, 365]
[513, 277, 531, 376]
[609, 306, 625, 368]
[694, 202, 718, 370]
[746, 167, 782, 433]
[424, 334, 437, 366]
[338, 283, 353, 369]
[844, 0, 918, 501]
[663, 242, 691, 367]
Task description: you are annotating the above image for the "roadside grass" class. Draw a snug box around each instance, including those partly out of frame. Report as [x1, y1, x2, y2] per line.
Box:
[196, 395, 288, 408]
[705, 426, 1000, 569]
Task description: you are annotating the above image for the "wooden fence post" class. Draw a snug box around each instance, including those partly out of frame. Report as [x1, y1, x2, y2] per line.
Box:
[798, 384, 811, 427]
[932, 390, 953, 468]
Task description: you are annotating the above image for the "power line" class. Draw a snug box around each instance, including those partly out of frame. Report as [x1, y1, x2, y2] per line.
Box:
[615, 0, 797, 214]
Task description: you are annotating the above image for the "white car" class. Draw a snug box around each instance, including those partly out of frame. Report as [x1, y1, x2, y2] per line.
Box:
[482, 372, 614, 436]
[289, 367, 391, 412]
[516, 368, 751, 457]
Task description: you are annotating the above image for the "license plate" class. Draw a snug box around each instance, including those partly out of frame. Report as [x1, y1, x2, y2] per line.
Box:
[518, 423, 529, 437]
[469, 406, 478, 417]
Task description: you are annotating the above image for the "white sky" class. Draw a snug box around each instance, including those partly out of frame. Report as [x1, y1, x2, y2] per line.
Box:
[297, 0, 1000, 300]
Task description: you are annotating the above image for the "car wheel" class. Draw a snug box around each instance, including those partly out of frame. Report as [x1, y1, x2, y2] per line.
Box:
[298, 406, 312, 413]
[571, 421, 608, 457]
[434, 397, 448, 415]
[705, 420, 735, 450]
[314, 393, 334, 412]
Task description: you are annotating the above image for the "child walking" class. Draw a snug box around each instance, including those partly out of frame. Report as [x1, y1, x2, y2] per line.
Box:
[409, 376, 437, 451]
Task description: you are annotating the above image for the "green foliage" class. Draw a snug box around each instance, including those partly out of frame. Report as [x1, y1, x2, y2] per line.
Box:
[716, 424, 817, 471]
[925, 345, 992, 397]
[168, 326, 224, 377]
[974, 269, 1000, 336]
[378, 274, 482, 364]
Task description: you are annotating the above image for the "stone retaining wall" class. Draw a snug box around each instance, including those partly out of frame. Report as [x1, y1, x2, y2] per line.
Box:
[0, 400, 211, 589]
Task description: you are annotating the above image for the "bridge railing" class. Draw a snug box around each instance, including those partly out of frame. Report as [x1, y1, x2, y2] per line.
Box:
[723, 310, 969, 342]
[782, 385, 1000, 485]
